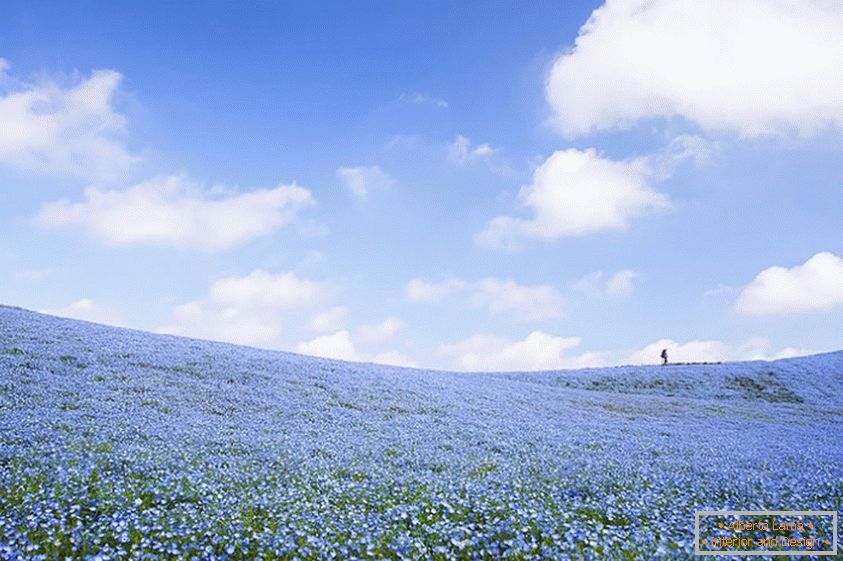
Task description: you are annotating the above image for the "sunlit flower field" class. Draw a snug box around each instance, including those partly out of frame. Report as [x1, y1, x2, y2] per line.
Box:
[1, 305, 841, 560]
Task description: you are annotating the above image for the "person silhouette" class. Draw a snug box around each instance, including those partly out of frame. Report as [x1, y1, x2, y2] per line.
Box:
[660, 348, 668, 365]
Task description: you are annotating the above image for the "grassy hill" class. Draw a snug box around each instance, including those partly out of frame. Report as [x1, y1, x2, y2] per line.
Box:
[0, 305, 841, 560]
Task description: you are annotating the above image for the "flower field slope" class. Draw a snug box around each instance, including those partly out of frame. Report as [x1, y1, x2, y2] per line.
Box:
[0, 305, 841, 560]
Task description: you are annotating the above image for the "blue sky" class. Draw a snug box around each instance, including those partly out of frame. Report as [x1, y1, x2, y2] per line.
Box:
[2, 0, 842, 370]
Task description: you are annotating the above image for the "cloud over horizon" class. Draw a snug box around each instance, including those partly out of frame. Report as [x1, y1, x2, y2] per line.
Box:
[39, 298, 125, 327]
[625, 337, 809, 365]
[158, 270, 326, 347]
[438, 331, 605, 372]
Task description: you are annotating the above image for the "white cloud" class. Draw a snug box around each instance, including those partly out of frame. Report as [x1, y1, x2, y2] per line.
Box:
[336, 165, 395, 198]
[371, 350, 417, 368]
[158, 270, 325, 347]
[16, 266, 58, 281]
[396, 91, 449, 109]
[605, 269, 639, 296]
[470, 278, 564, 321]
[448, 134, 506, 173]
[296, 330, 357, 361]
[546, 0, 843, 137]
[438, 331, 605, 372]
[574, 269, 639, 297]
[650, 134, 721, 179]
[296, 329, 416, 367]
[625, 338, 730, 365]
[476, 148, 669, 250]
[307, 306, 347, 333]
[298, 250, 327, 269]
[735, 337, 811, 362]
[405, 277, 467, 302]
[40, 298, 124, 327]
[624, 337, 811, 365]
[704, 284, 735, 297]
[407, 276, 564, 321]
[355, 316, 404, 344]
[735, 252, 843, 316]
[37, 175, 313, 250]
[0, 59, 137, 181]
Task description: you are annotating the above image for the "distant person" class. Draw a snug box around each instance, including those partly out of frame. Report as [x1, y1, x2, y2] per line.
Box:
[660, 348, 668, 365]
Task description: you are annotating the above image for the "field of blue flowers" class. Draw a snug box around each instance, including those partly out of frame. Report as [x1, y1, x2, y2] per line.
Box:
[0, 304, 841, 560]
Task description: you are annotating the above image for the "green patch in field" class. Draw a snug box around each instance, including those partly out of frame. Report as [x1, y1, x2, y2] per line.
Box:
[59, 355, 87, 368]
[724, 371, 803, 403]
[468, 461, 499, 479]
[575, 505, 630, 527]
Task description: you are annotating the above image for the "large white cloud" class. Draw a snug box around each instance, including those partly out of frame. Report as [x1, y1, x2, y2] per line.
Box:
[735, 252, 843, 316]
[0, 59, 137, 181]
[158, 270, 326, 347]
[39, 298, 124, 327]
[438, 331, 605, 372]
[37, 175, 313, 250]
[476, 148, 669, 249]
[336, 165, 395, 198]
[547, 0, 843, 137]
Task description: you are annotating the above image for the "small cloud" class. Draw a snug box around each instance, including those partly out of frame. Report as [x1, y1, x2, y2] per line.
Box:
[448, 134, 508, 174]
[734, 252, 843, 316]
[470, 278, 564, 322]
[355, 316, 404, 344]
[298, 250, 327, 269]
[336, 165, 395, 199]
[40, 299, 124, 327]
[371, 350, 417, 368]
[407, 276, 564, 322]
[307, 306, 347, 334]
[385, 134, 422, 150]
[397, 91, 449, 109]
[574, 269, 639, 297]
[704, 283, 735, 297]
[650, 134, 721, 179]
[16, 267, 59, 281]
[405, 277, 467, 302]
[605, 270, 639, 296]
